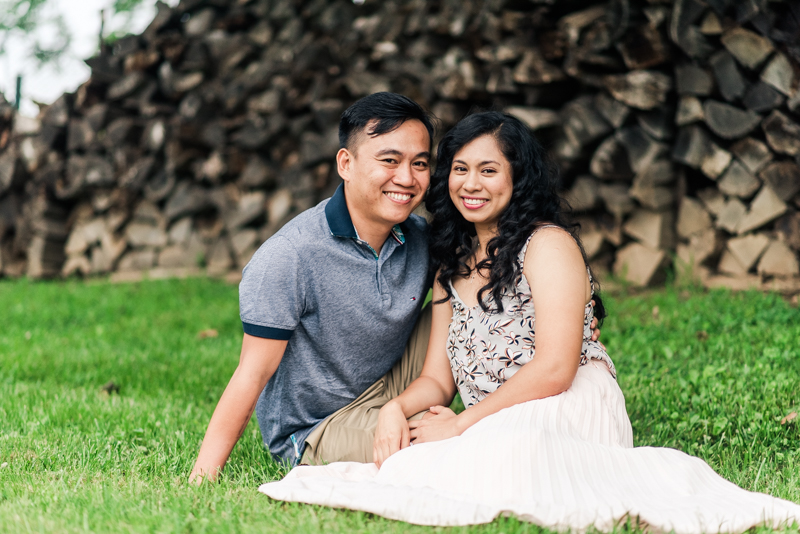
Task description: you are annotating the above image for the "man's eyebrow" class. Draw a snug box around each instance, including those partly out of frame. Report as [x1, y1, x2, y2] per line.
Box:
[374, 149, 431, 160]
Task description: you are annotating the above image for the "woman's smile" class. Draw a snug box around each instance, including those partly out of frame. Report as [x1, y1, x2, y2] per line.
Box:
[448, 134, 514, 228]
[461, 196, 489, 209]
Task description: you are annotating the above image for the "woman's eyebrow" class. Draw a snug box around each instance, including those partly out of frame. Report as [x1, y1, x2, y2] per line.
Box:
[453, 159, 500, 166]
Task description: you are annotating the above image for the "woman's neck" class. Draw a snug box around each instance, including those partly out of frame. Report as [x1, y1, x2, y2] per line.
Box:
[473, 223, 497, 259]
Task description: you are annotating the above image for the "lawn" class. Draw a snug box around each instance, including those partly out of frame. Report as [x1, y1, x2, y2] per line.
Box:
[0, 277, 798, 533]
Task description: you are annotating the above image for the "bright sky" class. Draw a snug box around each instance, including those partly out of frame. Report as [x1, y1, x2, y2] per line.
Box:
[0, 0, 178, 117]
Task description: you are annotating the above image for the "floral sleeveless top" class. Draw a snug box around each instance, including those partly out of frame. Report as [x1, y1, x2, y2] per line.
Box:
[447, 226, 616, 408]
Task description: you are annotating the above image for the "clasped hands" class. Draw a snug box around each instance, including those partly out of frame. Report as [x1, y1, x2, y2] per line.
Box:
[373, 403, 460, 468]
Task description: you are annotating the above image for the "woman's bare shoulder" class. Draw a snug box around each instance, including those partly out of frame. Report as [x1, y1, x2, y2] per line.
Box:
[523, 225, 588, 290]
[526, 225, 582, 257]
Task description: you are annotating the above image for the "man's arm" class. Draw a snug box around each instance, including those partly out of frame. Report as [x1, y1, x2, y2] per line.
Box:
[189, 334, 288, 484]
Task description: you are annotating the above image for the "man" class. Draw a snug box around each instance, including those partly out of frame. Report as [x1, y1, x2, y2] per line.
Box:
[190, 92, 436, 481]
[190, 92, 600, 481]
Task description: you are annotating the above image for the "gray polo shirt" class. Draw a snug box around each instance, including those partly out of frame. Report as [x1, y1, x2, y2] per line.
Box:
[239, 184, 430, 463]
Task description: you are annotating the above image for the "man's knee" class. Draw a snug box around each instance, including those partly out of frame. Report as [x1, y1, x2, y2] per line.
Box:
[313, 419, 375, 464]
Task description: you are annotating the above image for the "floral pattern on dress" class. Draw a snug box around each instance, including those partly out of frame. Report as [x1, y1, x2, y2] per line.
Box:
[447, 227, 617, 408]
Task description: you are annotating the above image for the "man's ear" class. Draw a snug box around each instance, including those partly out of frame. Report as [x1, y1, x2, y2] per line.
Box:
[336, 148, 354, 183]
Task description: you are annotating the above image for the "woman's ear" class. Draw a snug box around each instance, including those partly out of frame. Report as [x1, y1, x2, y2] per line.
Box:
[336, 148, 353, 184]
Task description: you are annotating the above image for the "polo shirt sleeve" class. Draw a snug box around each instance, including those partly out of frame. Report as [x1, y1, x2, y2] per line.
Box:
[239, 235, 305, 340]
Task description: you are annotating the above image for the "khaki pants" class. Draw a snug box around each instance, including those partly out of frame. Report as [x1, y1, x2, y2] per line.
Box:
[301, 304, 433, 465]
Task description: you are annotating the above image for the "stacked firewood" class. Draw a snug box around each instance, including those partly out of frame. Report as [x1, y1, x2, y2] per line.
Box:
[0, 0, 798, 291]
[664, 4, 800, 292]
[558, 0, 800, 289]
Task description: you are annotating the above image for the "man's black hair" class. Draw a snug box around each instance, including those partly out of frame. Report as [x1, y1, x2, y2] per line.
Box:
[338, 92, 436, 153]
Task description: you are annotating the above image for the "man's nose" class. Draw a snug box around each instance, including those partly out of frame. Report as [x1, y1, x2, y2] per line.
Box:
[393, 162, 414, 186]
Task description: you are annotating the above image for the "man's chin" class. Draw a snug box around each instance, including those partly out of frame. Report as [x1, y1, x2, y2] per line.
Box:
[379, 208, 416, 226]
[380, 199, 422, 223]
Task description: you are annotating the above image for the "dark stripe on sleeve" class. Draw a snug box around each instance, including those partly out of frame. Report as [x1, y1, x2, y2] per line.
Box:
[242, 322, 294, 340]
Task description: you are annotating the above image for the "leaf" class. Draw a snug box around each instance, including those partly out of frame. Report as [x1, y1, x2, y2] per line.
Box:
[780, 412, 797, 425]
[101, 381, 120, 394]
[197, 329, 218, 339]
[712, 416, 728, 435]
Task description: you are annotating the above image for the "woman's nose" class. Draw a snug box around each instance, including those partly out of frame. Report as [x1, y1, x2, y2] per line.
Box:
[463, 171, 482, 191]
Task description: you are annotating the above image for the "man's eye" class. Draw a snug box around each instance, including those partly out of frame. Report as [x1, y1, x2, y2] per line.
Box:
[413, 161, 429, 168]
[383, 159, 398, 164]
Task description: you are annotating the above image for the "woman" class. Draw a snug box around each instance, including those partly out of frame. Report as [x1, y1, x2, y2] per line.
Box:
[260, 112, 800, 532]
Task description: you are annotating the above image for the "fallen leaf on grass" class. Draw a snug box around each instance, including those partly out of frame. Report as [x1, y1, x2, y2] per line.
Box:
[197, 329, 219, 339]
[101, 381, 120, 394]
[696, 331, 708, 341]
[781, 412, 797, 425]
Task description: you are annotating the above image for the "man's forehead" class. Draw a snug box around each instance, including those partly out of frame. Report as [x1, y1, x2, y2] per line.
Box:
[360, 119, 430, 153]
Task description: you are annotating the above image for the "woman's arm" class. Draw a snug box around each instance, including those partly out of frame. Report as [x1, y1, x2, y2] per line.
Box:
[409, 228, 590, 443]
[373, 280, 457, 467]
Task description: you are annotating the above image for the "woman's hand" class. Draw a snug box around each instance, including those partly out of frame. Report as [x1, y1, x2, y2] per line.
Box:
[373, 401, 411, 468]
[408, 405, 461, 444]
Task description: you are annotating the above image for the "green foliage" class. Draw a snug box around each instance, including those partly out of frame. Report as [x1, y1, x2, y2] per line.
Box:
[0, 0, 49, 34]
[112, 0, 146, 14]
[0, 0, 69, 66]
[0, 0, 149, 68]
[0, 278, 798, 532]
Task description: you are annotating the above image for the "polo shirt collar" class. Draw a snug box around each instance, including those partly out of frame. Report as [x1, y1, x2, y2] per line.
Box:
[325, 183, 406, 246]
[325, 183, 357, 239]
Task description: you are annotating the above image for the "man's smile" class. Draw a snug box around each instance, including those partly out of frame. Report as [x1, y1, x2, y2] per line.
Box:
[384, 191, 414, 203]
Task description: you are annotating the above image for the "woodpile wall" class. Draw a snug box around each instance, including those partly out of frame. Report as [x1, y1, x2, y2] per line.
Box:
[0, 0, 799, 291]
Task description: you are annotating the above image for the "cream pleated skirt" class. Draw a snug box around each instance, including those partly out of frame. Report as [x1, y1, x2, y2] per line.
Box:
[259, 363, 800, 533]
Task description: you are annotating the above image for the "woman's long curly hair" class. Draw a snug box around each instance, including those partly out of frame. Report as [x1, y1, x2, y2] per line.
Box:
[426, 111, 606, 323]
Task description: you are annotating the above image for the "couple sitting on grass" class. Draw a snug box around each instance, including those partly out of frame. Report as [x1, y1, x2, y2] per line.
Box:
[190, 92, 800, 532]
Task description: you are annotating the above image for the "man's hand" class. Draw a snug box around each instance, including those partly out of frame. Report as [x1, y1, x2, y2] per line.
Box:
[373, 401, 411, 468]
[589, 299, 604, 348]
[189, 467, 217, 486]
[408, 405, 460, 445]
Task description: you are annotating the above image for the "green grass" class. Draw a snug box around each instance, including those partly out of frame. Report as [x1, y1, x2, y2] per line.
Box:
[0, 278, 798, 533]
